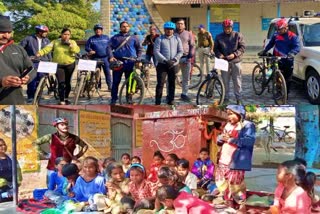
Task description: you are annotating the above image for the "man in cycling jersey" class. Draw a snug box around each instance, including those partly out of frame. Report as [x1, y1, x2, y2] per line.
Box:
[0, 16, 35, 104]
[154, 21, 183, 105]
[258, 18, 300, 95]
[85, 24, 112, 91]
[33, 117, 88, 184]
[108, 21, 143, 105]
[175, 19, 195, 102]
[214, 19, 246, 105]
[20, 25, 51, 103]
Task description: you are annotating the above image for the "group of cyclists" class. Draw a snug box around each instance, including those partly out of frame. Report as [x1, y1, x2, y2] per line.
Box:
[0, 14, 300, 105]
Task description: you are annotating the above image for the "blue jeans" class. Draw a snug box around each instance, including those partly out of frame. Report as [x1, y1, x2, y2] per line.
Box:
[95, 57, 112, 89]
[111, 61, 135, 102]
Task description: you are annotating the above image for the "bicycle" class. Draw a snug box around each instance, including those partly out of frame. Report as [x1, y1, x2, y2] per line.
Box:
[73, 55, 103, 105]
[273, 125, 296, 143]
[176, 60, 203, 89]
[118, 57, 146, 105]
[32, 57, 59, 105]
[196, 53, 225, 106]
[252, 55, 289, 105]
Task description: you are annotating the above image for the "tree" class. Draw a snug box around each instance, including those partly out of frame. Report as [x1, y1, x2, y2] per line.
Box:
[1, 0, 99, 42]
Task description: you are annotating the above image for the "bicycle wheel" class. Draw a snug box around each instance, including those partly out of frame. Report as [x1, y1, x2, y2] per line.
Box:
[119, 75, 145, 105]
[272, 70, 287, 105]
[32, 76, 47, 105]
[74, 75, 86, 105]
[196, 77, 225, 106]
[252, 64, 266, 95]
[284, 131, 296, 144]
[48, 75, 59, 100]
[189, 64, 203, 89]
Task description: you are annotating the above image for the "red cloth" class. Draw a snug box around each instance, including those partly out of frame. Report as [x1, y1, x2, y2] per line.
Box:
[173, 191, 218, 214]
[147, 163, 162, 183]
[47, 133, 77, 170]
[128, 179, 156, 202]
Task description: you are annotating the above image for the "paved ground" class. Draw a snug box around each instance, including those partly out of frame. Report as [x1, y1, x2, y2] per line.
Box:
[24, 50, 311, 106]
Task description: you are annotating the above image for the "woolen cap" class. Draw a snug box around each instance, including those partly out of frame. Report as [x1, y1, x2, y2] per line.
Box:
[0, 16, 13, 32]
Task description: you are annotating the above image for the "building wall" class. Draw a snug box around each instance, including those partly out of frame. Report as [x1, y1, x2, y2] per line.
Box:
[155, 3, 320, 47]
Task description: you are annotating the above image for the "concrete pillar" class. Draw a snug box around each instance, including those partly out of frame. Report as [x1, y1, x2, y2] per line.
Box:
[295, 105, 320, 168]
[100, 0, 111, 36]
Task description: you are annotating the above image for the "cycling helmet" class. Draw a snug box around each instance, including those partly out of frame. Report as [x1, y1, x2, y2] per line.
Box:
[35, 25, 49, 32]
[93, 24, 103, 31]
[226, 105, 246, 121]
[52, 117, 68, 127]
[222, 19, 234, 28]
[276, 18, 288, 30]
[109, 60, 123, 71]
[163, 21, 176, 30]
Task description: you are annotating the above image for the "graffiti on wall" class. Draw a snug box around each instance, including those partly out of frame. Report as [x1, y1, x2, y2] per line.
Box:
[0, 105, 39, 172]
[149, 130, 186, 153]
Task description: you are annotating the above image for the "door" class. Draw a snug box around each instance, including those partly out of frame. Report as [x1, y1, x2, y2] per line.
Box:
[111, 117, 132, 161]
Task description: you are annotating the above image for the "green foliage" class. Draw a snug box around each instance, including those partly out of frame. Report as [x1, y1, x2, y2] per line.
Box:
[2, 0, 99, 42]
[0, 2, 7, 13]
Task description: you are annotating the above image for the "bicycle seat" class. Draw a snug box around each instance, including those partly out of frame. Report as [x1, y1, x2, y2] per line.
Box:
[284, 125, 290, 128]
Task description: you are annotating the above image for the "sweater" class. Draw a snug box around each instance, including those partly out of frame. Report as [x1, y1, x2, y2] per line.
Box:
[0, 43, 35, 104]
[38, 39, 80, 65]
[154, 34, 183, 65]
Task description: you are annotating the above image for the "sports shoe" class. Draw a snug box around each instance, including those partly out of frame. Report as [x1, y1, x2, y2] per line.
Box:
[27, 98, 33, 104]
[180, 94, 191, 102]
[167, 100, 175, 105]
[109, 99, 116, 105]
[59, 101, 66, 105]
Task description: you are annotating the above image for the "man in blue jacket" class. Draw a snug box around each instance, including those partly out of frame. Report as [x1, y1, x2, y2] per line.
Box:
[20, 25, 51, 103]
[259, 18, 300, 95]
[108, 21, 143, 104]
[85, 24, 112, 91]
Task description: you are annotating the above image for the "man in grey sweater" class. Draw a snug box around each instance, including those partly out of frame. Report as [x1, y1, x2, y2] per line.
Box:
[175, 19, 195, 102]
[0, 16, 35, 104]
[154, 21, 183, 105]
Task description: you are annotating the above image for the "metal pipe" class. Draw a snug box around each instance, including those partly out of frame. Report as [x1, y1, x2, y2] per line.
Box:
[10, 105, 18, 205]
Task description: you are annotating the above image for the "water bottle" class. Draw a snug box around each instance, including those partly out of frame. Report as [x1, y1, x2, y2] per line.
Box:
[266, 66, 272, 78]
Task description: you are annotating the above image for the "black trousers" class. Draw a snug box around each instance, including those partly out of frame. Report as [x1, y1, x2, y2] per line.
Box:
[56, 63, 75, 101]
[279, 59, 293, 94]
[155, 63, 178, 105]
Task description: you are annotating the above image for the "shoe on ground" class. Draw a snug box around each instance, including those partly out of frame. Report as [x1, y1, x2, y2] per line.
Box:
[224, 98, 230, 104]
[59, 101, 66, 105]
[64, 100, 71, 105]
[27, 98, 33, 104]
[236, 100, 243, 105]
[109, 100, 116, 105]
[180, 94, 191, 102]
[167, 100, 175, 106]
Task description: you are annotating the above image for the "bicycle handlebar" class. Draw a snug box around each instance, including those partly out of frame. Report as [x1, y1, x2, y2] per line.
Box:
[203, 52, 216, 59]
[122, 57, 152, 64]
[258, 55, 294, 60]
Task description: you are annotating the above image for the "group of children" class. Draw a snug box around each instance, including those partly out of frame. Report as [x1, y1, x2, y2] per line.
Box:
[42, 105, 319, 214]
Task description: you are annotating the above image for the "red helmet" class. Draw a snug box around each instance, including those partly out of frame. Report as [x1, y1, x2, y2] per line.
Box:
[35, 25, 49, 32]
[52, 117, 68, 127]
[276, 18, 288, 30]
[222, 19, 234, 28]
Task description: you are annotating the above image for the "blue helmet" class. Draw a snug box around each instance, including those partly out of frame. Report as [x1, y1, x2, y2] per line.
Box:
[163, 21, 176, 30]
[93, 24, 103, 31]
[35, 25, 49, 32]
[226, 105, 246, 121]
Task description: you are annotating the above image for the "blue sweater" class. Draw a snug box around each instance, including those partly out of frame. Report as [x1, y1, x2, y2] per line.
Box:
[73, 175, 106, 202]
[19, 34, 51, 61]
[108, 33, 142, 60]
[85, 34, 110, 58]
[48, 172, 67, 195]
[228, 120, 256, 171]
[265, 31, 300, 58]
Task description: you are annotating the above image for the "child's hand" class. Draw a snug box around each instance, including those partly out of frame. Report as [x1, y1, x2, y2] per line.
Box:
[68, 192, 75, 198]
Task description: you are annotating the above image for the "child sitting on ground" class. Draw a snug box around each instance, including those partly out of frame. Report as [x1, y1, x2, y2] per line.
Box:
[165, 153, 179, 170]
[72, 156, 106, 211]
[269, 159, 313, 214]
[191, 148, 214, 190]
[156, 185, 217, 214]
[176, 158, 198, 197]
[101, 157, 116, 181]
[121, 153, 131, 174]
[61, 163, 79, 198]
[147, 150, 165, 183]
[131, 156, 141, 164]
[128, 163, 157, 210]
[93, 162, 130, 213]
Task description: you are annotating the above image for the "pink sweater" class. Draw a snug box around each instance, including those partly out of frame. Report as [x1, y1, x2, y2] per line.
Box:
[273, 183, 311, 214]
